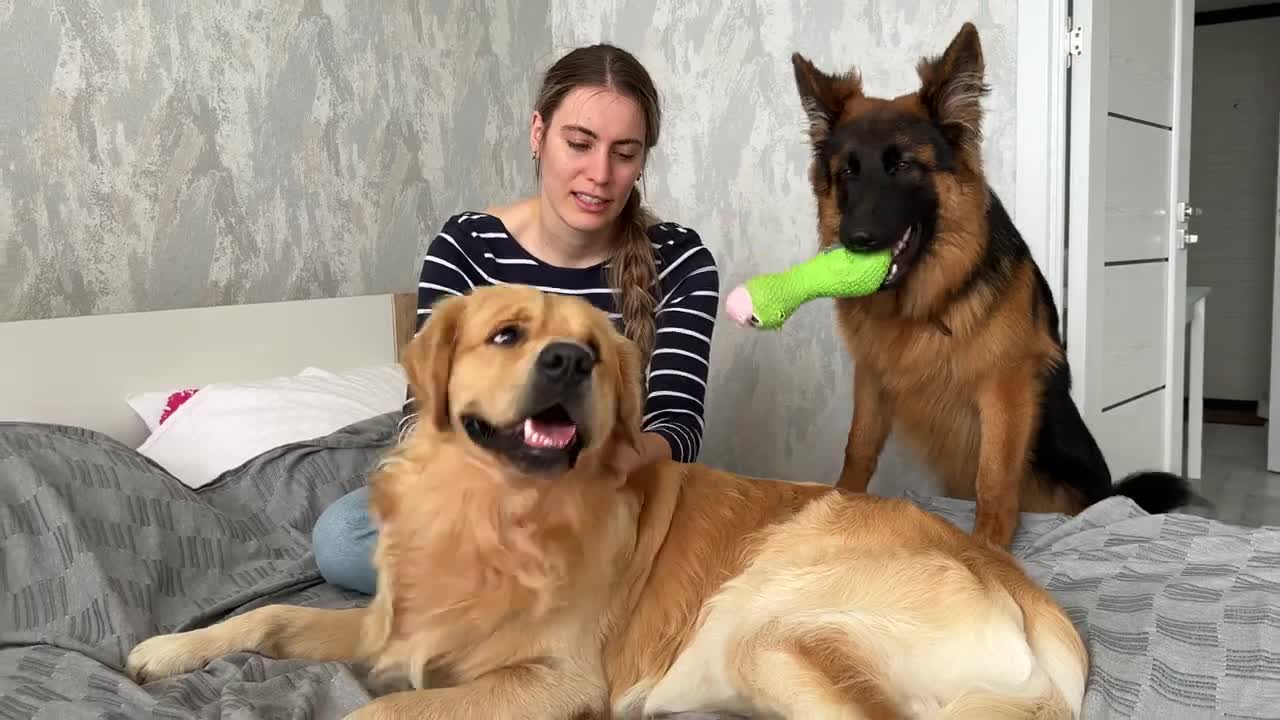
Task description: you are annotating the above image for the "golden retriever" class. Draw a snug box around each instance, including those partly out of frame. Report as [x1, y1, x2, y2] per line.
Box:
[126, 285, 1088, 719]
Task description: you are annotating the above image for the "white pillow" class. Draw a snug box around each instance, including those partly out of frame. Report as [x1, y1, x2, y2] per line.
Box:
[133, 364, 406, 489]
[125, 389, 175, 432]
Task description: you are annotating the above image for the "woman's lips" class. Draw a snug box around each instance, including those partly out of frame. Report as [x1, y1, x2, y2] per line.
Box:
[572, 191, 610, 214]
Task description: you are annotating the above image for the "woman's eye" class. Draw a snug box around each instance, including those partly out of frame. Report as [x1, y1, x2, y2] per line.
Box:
[491, 326, 521, 345]
[894, 160, 913, 173]
[568, 141, 589, 152]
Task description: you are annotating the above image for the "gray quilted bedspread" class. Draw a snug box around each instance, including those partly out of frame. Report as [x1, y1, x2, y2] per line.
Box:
[2, 414, 1280, 719]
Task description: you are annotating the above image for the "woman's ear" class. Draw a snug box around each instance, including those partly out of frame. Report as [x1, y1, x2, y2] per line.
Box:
[401, 296, 465, 433]
[530, 111, 546, 158]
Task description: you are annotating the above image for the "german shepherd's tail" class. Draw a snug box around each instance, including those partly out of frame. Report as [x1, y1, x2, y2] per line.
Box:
[1109, 471, 1203, 514]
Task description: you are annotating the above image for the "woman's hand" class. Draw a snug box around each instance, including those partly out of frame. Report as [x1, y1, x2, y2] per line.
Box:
[608, 431, 672, 476]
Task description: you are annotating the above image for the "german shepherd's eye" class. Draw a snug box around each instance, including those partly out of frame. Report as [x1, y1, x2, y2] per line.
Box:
[834, 154, 859, 181]
[490, 325, 522, 346]
[888, 159, 914, 175]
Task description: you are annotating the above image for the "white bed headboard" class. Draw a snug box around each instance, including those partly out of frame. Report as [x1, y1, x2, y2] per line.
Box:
[0, 293, 417, 448]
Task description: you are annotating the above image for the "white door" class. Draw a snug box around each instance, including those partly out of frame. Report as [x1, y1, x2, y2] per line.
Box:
[1065, 0, 1196, 479]
[1267, 114, 1280, 472]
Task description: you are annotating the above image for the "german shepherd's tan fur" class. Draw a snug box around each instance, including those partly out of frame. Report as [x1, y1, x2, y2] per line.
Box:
[793, 23, 1192, 547]
[125, 285, 1087, 718]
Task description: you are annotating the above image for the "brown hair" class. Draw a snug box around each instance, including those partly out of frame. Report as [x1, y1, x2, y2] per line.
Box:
[533, 44, 662, 361]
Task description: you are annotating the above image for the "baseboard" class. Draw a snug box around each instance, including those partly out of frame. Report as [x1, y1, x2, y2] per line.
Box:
[1189, 397, 1269, 426]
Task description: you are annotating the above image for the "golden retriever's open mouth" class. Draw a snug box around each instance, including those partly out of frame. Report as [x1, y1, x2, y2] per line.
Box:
[462, 401, 588, 473]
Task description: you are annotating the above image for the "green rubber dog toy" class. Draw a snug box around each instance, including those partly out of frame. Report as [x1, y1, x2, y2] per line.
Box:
[725, 247, 893, 329]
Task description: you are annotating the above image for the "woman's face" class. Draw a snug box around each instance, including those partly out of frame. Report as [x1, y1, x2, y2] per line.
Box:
[531, 86, 648, 235]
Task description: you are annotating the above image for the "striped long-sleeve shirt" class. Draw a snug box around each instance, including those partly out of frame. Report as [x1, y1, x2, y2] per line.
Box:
[404, 211, 720, 463]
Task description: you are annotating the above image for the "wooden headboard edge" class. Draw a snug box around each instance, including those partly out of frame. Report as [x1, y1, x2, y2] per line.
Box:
[392, 292, 418, 360]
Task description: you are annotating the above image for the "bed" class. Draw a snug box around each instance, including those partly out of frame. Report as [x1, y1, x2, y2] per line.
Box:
[2, 294, 1279, 719]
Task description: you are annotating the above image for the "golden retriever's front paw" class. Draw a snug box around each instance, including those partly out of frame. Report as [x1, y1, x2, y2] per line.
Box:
[126, 631, 217, 683]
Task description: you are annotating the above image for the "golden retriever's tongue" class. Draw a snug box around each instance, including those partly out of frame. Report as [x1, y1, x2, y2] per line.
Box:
[523, 417, 577, 449]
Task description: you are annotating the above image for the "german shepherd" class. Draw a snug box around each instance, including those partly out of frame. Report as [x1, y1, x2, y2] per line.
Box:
[790, 22, 1194, 547]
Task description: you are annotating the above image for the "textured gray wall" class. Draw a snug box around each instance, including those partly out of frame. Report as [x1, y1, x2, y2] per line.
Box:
[2, 0, 1019, 490]
[0, 0, 550, 322]
[552, 0, 1019, 488]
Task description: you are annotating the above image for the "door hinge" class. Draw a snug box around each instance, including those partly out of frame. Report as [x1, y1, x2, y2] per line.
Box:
[1177, 201, 1202, 223]
[1067, 18, 1084, 67]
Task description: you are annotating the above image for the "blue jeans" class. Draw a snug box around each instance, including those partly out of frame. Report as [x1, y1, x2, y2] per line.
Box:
[312, 486, 378, 595]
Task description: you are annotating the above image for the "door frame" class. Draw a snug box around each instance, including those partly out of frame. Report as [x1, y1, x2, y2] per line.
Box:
[1268, 112, 1280, 472]
[1015, 0, 1195, 476]
[1014, 0, 1071, 313]
[1165, 0, 1195, 476]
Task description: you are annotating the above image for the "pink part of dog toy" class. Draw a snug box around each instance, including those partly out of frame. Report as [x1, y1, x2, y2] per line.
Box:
[725, 285, 755, 327]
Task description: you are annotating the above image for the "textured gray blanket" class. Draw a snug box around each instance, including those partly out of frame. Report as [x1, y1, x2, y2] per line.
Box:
[0, 417, 386, 719]
[2, 415, 1279, 718]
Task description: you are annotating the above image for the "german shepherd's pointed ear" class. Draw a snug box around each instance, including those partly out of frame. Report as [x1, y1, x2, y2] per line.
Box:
[791, 53, 862, 148]
[916, 22, 990, 168]
[401, 294, 465, 433]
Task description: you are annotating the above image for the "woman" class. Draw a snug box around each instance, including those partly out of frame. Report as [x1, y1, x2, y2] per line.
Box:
[312, 43, 720, 595]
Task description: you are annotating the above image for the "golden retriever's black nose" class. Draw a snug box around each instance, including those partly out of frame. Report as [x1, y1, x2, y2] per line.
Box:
[537, 342, 594, 385]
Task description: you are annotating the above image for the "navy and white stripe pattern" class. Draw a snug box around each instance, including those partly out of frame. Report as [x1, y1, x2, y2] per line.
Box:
[405, 211, 719, 463]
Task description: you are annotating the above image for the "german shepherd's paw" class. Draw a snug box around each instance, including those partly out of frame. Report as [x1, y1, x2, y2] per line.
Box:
[126, 630, 219, 683]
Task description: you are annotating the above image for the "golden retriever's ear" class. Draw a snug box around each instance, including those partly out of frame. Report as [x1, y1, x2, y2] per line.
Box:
[611, 331, 647, 453]
[401, 294, 465, 432]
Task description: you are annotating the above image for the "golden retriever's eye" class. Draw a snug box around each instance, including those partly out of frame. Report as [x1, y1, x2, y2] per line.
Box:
[490, 325, 522, 346]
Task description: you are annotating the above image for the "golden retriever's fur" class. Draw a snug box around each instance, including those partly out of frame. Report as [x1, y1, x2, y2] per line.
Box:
[126, 286, 1088, 719]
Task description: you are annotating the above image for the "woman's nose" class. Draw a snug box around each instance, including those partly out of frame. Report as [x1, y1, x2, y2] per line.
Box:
[584, 148, 612, 185]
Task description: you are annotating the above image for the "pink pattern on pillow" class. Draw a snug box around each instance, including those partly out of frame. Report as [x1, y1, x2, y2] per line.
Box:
[159, 389, 199, 425]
